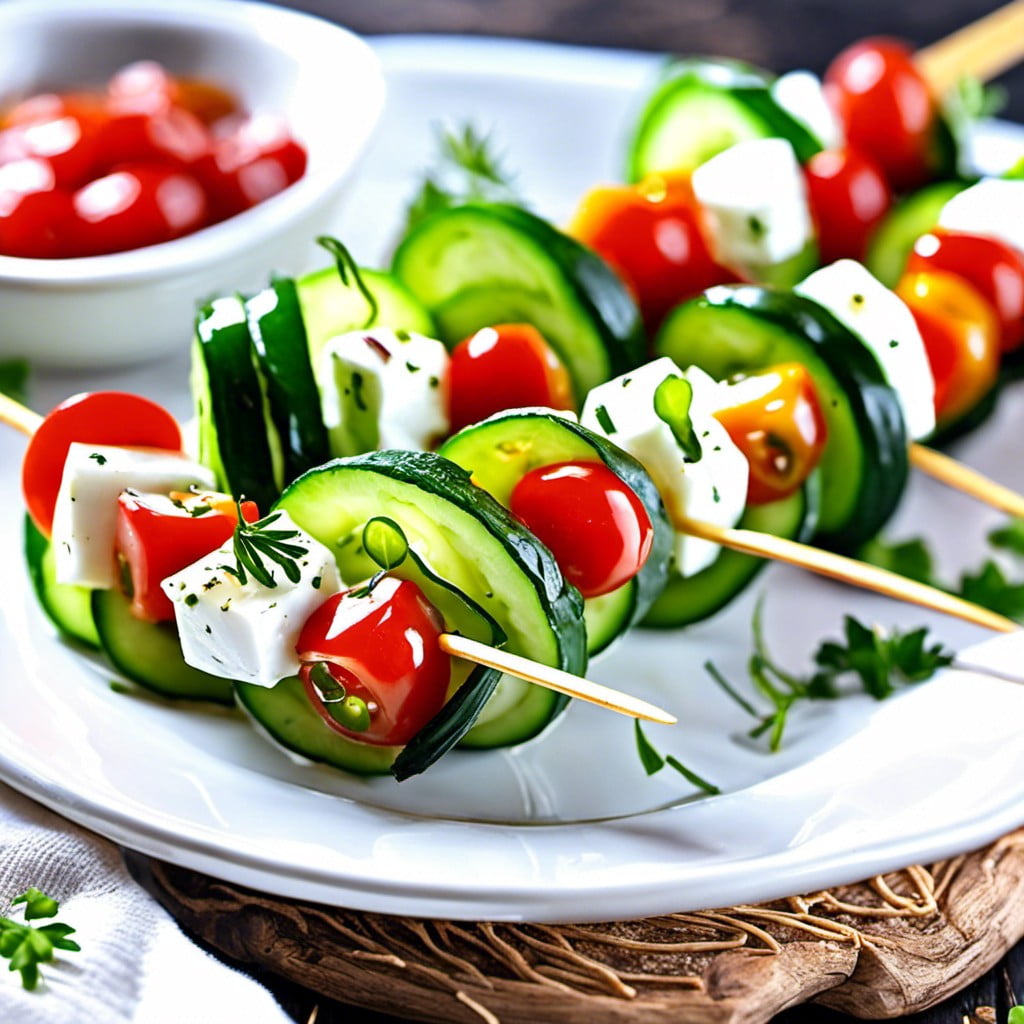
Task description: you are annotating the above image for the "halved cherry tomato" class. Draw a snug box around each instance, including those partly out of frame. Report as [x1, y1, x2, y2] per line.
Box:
[22, 391, 182, 538]
[803, 147, 891, 264]
[895, 269, 1000, 426]
[713, 363, 828, 506]
[69, 164, 207, 256]
[297, 576, 449, 747]
[115, 491, 259, 623]
[194, 113, 306, 220]
[0, 109, 106, 189]
[95, 106, 210, 171]
[509, 461, 653, 598]
[824, 38, 937, 192]
[907, 230, 1024, 353]
[446, 323, 575, 433]
[0, 158, 74, 258]
[568, 174, 734, 334]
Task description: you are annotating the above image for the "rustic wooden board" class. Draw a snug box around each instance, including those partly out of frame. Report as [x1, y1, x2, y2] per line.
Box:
[143, 829, 1024, 1024]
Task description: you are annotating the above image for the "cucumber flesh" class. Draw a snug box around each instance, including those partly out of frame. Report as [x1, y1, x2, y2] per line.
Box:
[655, 285, 908, 551]
[626, 58, 823, 181]
[92, 588, 234, 704]
[392, 202, 645, 399]
[24, 515, 99, 648]
[438, 410, 672, 656]
[642, 477, 817, 628]
[277, 451, 587, 750]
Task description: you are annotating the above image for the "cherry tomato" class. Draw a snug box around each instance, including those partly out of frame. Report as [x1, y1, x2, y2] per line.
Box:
[895, 269, 1000, 426]
[69, 164, 207, 256]
[446, 323, 575, 433]
[907, 229, 1024, 353]
[713, 363, 828, 506]
[115, 492, 259, 623]
[568, 174, 734, 334]
[0, 110, 106, 189]
[107, 62, 239, 123]
[803, 147, 891, 264]
[194, 113, 307, 219]
[95, 106, 210, 171]
[0, 158, 74, 258]
[22, 391, 182, 538]
[509, 461, 653, 598]
[296, 576, 449, 746]
[824, 38, 937, 192]
[2, 92, 105, 129]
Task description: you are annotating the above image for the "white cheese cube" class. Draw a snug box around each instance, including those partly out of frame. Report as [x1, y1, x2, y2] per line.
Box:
[320, 328, 449, 456]
[770, 70, 844, 150]
[52, 443, 216, 589]
[160, 511, 340, 687]
[691, 137, 814, 272]
[581, 358, 749, 578]
[938, 178, 1024, 255]
[795, 259, 935, 440]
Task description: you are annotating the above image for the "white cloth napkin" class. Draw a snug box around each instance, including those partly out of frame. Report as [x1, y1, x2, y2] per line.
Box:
[0, 781, 293, 1024]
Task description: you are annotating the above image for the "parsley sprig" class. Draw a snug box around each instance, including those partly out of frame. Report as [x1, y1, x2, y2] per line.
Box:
[706, 601, 954, 751]
[406, 123, 521, 232]
[225, 506, 306, 589]
[0, 888, 80, 990]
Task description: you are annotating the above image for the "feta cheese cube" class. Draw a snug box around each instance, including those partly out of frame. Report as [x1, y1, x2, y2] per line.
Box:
[52, 443, 216, 589]
[770, 70, 844, 150]
[691, 137, 814, 273]
[795, 259, 935, 440]
[161, 510, 340, 687]
[938, 178, 1024, 255]
[581, 358, 749, 578]
[320, 328, 449, 456]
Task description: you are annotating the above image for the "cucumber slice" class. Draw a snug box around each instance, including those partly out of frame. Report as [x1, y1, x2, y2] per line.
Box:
[246, 277, 330, 484]
[865, 180, 969, 288]
[655, 285, 908, 551]
[238, 549, 505, 778]
[626, 57, 823, 182]
[392, 202, 645, 399]
[23, 515, 100, 648]
[192, 296, 281, 511]
[296, 264, 436, 390]
[438, 410, 672, 656]
[642, 477, 818, 628]
[92, 588, 234, 704]
[277, 451, 587, 750]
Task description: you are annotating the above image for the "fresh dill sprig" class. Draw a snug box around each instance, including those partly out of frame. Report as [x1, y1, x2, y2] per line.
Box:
[224, 506, 307, 589]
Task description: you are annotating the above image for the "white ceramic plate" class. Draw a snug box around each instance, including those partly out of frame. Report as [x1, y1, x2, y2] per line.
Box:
[3, 36, 1024, 923]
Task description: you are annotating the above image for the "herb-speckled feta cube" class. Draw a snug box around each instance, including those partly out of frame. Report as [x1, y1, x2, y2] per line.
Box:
[160, 511, 340, 687]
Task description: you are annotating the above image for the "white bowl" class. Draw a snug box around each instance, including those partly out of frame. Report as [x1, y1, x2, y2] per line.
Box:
[0, 0, 385, 368]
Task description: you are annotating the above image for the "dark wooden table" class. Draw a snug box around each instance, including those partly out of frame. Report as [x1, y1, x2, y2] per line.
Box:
[147, 2, 1024, 1020]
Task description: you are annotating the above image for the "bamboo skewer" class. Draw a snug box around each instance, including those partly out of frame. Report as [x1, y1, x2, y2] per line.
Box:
[915, 0, 1024, 95]
[677, 516, 1018, 634]
[0, 391, 678, 725]
[910, 443, 1024, 520]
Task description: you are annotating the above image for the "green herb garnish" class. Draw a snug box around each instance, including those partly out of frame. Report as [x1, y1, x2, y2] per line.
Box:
[316, 235, 378, 328]
[226, 506, 307, 589]
[633, 720, 719, 795]
[405, 123, 521, 232]
[593, 404, 616, 435]
[0, 888, 80, 990]
[653, 375, 702, 463]
[707, 600, 954, 751]
[0, 358, 29, 404]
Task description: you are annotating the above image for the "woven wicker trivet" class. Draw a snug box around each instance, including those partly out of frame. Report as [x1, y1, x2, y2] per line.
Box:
[144, 829, 1024, 1024]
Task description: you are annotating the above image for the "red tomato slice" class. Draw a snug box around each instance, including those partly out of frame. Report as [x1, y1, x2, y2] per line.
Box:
[907, 229, 1024, 353]
[22, 391, 182, 538]
[568, 174, 735, 334]
[446, 323, 575, 434]
[509, 461, 653, 598]
[115, 492, 258, 623]
[824, 37, 937, 192]
[803, 147, 891, 264]
[296, 576, 449, 746]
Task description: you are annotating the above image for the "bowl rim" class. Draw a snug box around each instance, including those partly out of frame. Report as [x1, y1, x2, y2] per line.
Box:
[0, 0, 385, 287]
